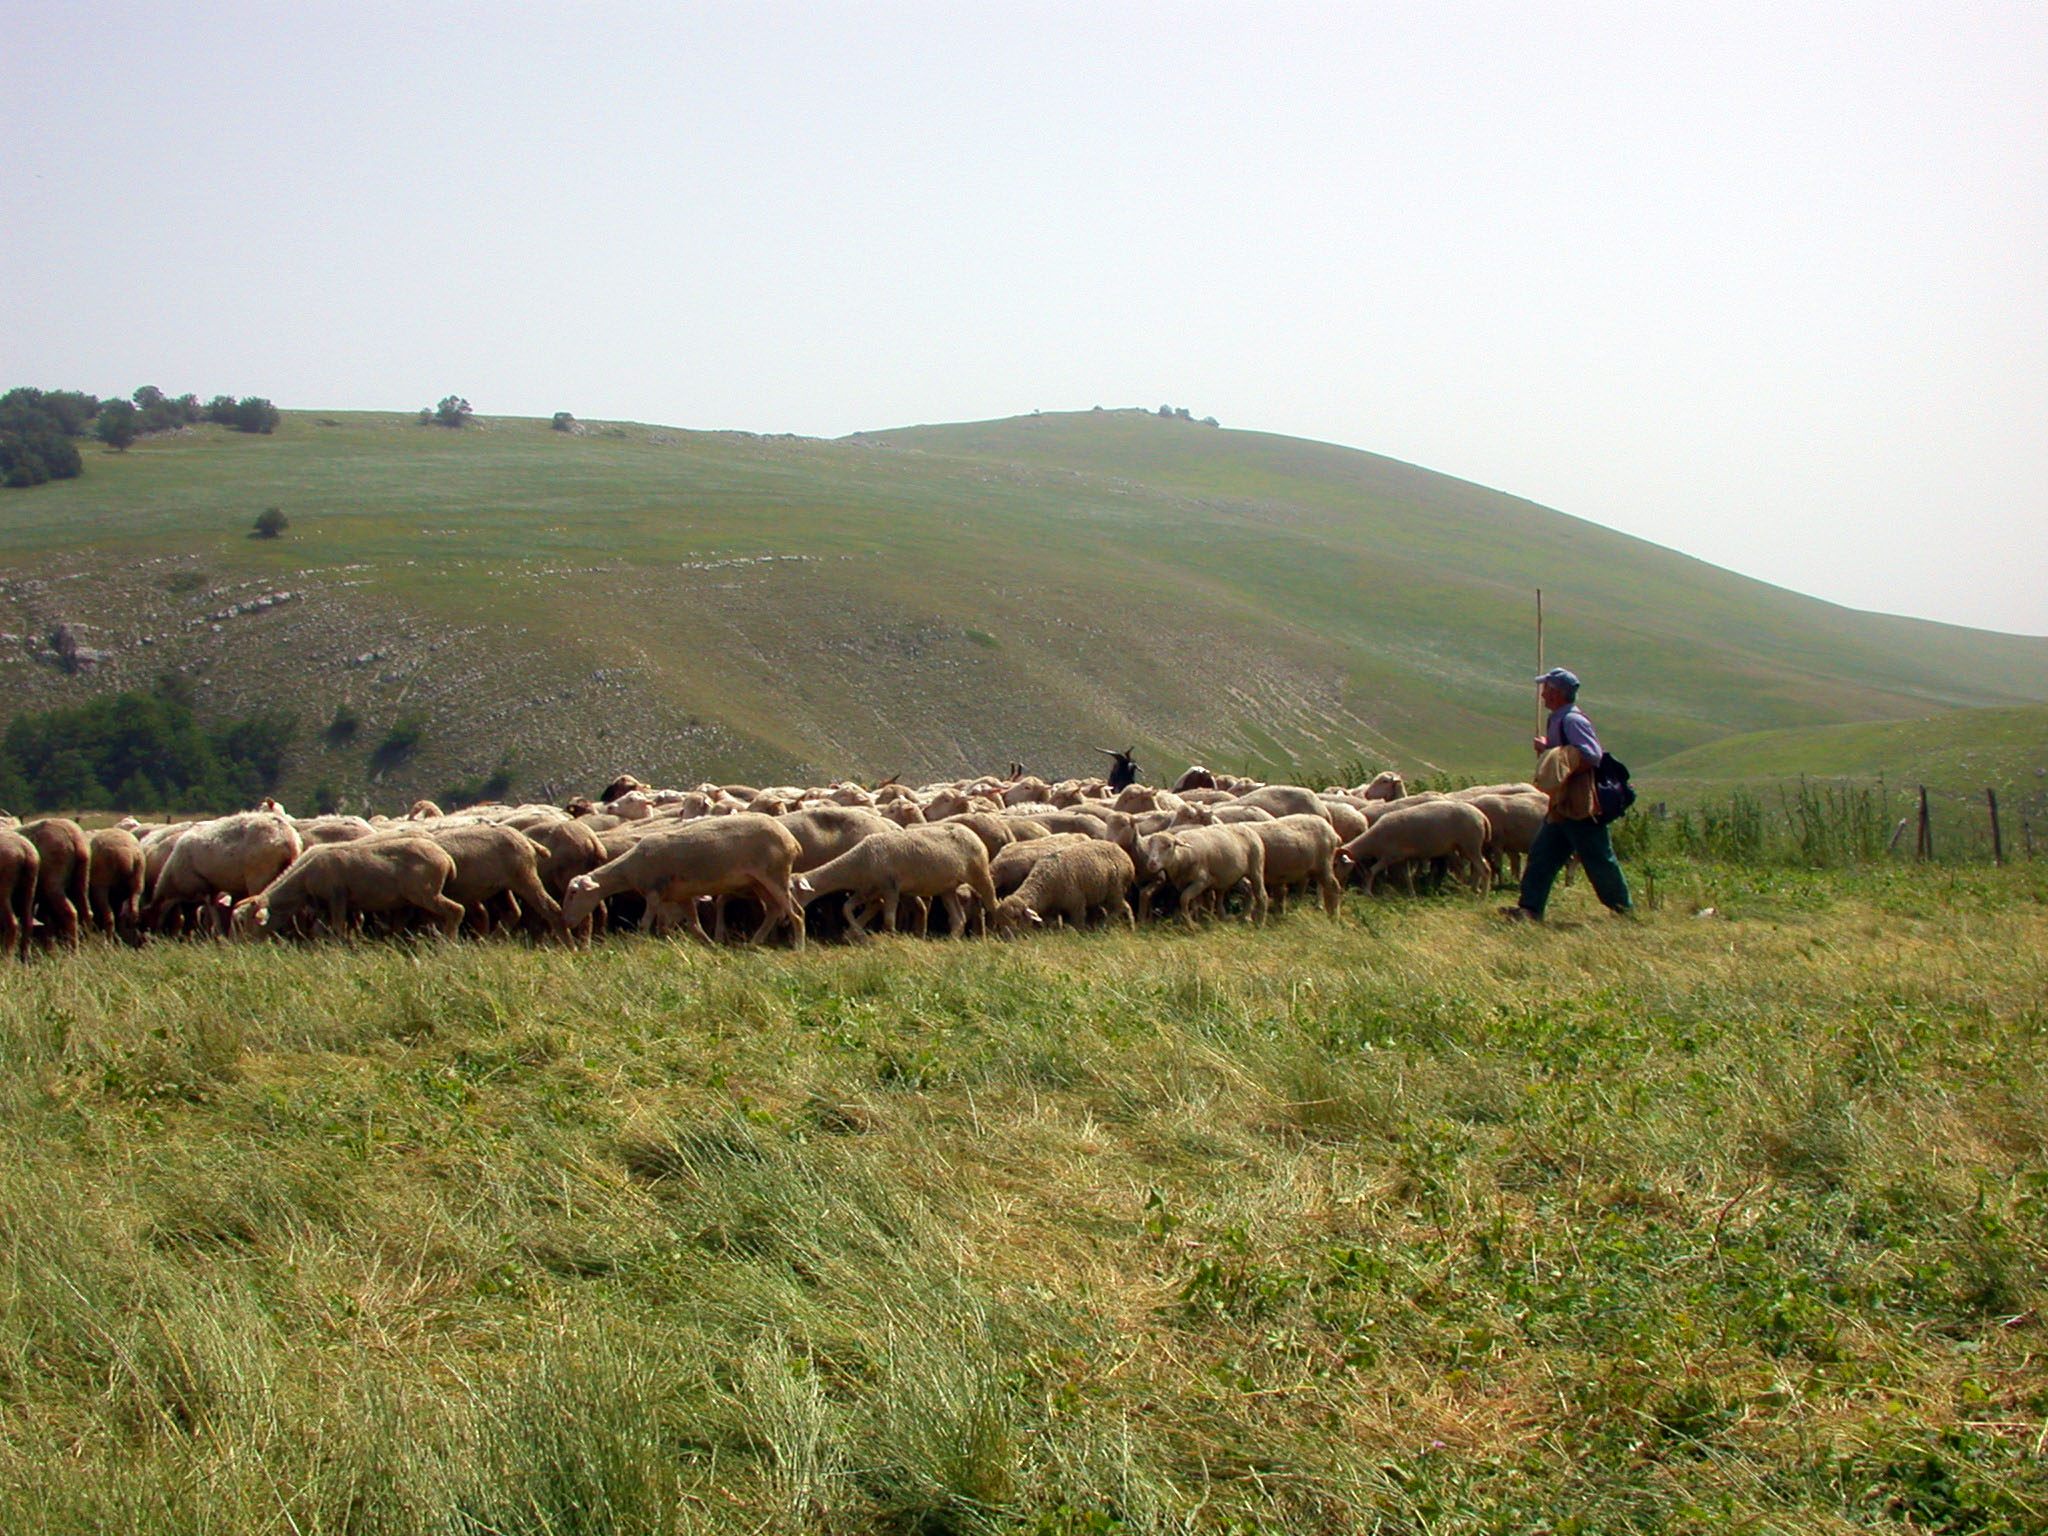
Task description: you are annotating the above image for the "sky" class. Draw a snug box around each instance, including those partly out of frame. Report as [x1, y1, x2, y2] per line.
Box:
[5, 1, 2044, 636]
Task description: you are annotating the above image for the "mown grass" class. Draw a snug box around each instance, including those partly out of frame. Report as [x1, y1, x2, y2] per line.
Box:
[3, 865, 2045, 1533]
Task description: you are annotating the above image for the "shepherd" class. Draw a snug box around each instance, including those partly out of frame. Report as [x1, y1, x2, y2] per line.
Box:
[1501, 669, 1633, 921]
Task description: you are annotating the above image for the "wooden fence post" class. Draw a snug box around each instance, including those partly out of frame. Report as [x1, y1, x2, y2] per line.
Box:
[1916, 786, 1932, 860]
[1987, 788, 2004, 865]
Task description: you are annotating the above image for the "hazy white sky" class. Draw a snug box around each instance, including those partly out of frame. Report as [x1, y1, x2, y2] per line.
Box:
[6, 1, 2043, 634]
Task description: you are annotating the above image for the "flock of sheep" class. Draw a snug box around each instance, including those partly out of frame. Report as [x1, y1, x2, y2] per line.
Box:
[0, 765, 1552, 955]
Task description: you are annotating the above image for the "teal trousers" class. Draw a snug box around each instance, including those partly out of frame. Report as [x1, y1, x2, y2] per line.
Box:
[1517, 817, 1631, 916]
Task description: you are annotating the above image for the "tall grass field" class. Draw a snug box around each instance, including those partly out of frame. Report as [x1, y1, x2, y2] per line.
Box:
[4, 862, 2044, 1533]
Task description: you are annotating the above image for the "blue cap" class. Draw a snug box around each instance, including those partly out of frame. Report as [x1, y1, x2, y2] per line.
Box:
[1535, 667, 1580, 693]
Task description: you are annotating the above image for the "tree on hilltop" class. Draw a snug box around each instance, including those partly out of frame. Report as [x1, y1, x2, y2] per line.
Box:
[423, 396, 473, 428]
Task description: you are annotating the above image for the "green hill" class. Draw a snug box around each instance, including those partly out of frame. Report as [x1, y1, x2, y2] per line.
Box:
[2, 406, 2044, 809]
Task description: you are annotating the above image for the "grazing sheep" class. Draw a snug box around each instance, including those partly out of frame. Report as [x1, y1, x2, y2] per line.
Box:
[377, 822, 563, 937]
[874, 798, 929, 826]
[86, 826, 148, 943]
[989, 832, 1097, 897]
[19, 818, 92, 949]
[1174, 802, 1276, 828]
[146, 812, 304, 934]
[778, 805, 898, 872]
[503, 811, 610, 939]
[1318, 797, 1370, 843]
[1359, 771, 1408, 802]
[1335, 800, 1491, 897]
[1452, 782, 1543, 802]
[993, 840, 1136, 933]
[561, 813, 804, 947]
[1233, 785, 1334, 823]
[941, 811, 1020, 860]
[0, 829, 38, 959]
[1462, 791, 1549, 883]
[1137, 824, 1268, 926]
[998, 775, 1052, 806]
[795, 823, 998, 939]
[1245, 814, 1344, 917]
[234, 837, 465, 940]
[292, 815, 377, 846]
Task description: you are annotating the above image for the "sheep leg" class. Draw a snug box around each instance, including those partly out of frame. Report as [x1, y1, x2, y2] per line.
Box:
[425, 893, 466, 938]
[937, 889, 967, 938]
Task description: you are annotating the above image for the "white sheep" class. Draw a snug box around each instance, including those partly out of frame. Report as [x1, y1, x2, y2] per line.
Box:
[1136, 824, 1268, 926]
[561, 813, 804, 946]
[992, 841, 1136, 933]
[146, 811, 304, 934]
[794, 823, 998, 939]
[1335, 800, 1491, 897]
[1244, 814, 1344, 917]
[234, 837, 464, 940]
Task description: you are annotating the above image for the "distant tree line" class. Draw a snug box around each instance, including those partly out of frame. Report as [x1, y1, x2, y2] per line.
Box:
[0, 674, 297, 814]
[1, 384, 281, 487]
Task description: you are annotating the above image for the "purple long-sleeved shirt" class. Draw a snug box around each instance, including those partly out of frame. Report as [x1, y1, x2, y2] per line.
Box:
[1546, 704, 1603, 763]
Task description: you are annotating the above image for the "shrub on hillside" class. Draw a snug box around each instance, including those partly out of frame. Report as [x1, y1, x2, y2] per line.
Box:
[371, 718, 425, 773]
[252, 506, 288, 539]
[0, 681, 298, 812]
[0, 388, 89, 487]
[423, 396, 473, 429]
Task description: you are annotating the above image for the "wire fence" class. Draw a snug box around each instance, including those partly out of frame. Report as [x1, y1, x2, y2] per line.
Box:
[1613, 777, 2041, 868]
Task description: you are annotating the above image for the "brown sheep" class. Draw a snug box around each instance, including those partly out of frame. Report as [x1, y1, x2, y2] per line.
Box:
[1460, 791, 1550, 883]
[0, 829, 39, 959]
[87, 826, 148, 943]
[20, 818, 91, 949]
[503, 811, 610, 940]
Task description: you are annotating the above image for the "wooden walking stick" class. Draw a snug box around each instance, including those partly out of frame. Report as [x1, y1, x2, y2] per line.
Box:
[1535, 588, 1546, 739]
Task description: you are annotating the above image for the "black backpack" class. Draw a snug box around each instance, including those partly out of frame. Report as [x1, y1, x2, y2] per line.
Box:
[1593, 753, 1636, 826]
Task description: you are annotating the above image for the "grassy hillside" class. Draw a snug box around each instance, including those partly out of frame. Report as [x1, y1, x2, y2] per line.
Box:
[2, 871, 2044, 1531]
[3, 406, 2044, 808]
[1643, 704, 2048, 856]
